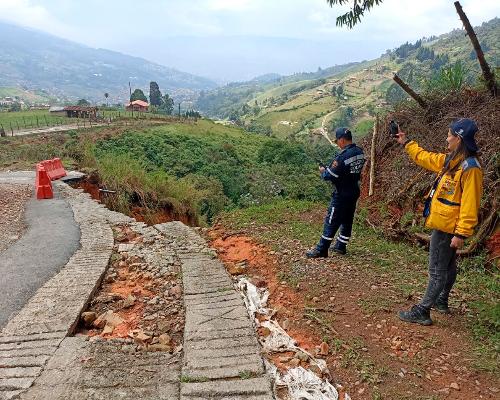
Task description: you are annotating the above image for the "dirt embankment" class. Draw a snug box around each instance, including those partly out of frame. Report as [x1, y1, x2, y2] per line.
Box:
[361, 89, 499, 256]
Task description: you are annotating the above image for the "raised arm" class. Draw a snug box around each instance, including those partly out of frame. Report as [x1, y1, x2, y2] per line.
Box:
[396, 132, 446, 173]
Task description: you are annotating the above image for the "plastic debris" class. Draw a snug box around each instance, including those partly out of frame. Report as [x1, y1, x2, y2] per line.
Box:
[236, 278, 337, 399]
[275, 367, 339, 400]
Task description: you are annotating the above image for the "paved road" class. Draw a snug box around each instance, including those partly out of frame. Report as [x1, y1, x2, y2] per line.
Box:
[0, 180, 80, 328]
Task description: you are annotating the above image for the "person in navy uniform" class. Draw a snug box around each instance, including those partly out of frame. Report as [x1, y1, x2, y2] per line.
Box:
[307, 127, 365, 258]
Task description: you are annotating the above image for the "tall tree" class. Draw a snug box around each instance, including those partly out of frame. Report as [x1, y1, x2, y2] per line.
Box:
[149, 82, 163, 106]
[130, 89, 148, 102]
[159, 93, 174, 115]
[326, 0, 383, 28]
[104, 92, 109, 106]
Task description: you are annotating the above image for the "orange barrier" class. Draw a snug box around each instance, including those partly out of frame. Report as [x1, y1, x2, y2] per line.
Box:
[40, 158, 67, 180]
[36, 164, 53, 199]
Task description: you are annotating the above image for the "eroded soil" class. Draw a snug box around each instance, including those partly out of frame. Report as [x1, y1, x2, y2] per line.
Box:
[76, 224, 184, 353]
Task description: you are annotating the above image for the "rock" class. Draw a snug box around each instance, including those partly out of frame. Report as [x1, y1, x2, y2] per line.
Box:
[279, 355, 292, 363]
[147, 343, 172, 352]
[158, 334, 172, 346]
[227, 263, 246, 275]
[169, 285, 182, 299]
[134, 331, 152, 344]
[312, 297, 319, 303]
[260, 327, 271, 337]
[94, 310, 124, 329]
[121, 295, 136, 309]
[81, 311, 97, 327]
[450, 382, 460, 391]
[296, 351, 308, 362]
[281, 318, 290, 330]
[319, 342, 329, 356]
[290, 358, 301, 367]
[102, 324, 114, 335]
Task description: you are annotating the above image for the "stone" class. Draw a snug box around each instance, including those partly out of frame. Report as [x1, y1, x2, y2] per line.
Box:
[319, 342, 329, 356]
[169, 285, 182, 298]
[290, 358, 301, 367]
[81, 311, 97, 326]
[296, 351, 308, 362]
[158, 334, 172, 346]
[450, 382, 460, 391]
[134, 331, 152, 344]
[121, 294, 136, 309]
[102, 324, 114, 335]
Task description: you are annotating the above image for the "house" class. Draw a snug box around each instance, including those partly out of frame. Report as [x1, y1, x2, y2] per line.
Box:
[126, 100, 149, 112]
[49, 106, 98, 118]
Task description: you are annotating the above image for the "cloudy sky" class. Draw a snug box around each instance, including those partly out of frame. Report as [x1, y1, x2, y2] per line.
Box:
[0, 0, 498, 82]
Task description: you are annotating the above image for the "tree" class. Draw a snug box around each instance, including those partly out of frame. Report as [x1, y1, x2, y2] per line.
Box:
[149, 82, 163, 106]
[159, 94, 174, 115]
[336, 84, 344, 98]
[326, 0, 384, 28]
[104, 93, 109, 107]
[130, 89, 147, 102]
[331, 85, 337, 97]
[77, 99, 90, 106]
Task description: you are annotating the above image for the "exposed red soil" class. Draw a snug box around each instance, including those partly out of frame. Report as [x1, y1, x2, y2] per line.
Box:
[75, 178, 197, 226]
[208, 227, 499, 400]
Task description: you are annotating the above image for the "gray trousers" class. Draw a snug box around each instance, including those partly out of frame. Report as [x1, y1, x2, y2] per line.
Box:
[419, 230, 458, 311]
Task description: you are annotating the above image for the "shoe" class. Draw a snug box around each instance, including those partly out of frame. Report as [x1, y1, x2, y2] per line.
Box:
[333, 241, 347, 255]
[398, 305, 433, 326]
[332, 247, 346, 255]
[306, 249, 328, 258]
[433, 300, 450, 314]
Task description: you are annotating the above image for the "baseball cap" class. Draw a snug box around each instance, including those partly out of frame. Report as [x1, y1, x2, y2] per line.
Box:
[335, 127, 351, 140]
[450, 118, 478, 152]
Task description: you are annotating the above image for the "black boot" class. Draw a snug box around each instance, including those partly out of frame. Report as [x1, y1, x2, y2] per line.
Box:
[332, 240, 347, 255]
[398, 305, 432, 326]
[433, 299, 450, 314]
[306, 248, 328, 258]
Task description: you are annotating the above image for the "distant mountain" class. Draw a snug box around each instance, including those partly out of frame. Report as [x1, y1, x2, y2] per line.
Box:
[0, 22, 217, 103]
[196, 18, 499, 139]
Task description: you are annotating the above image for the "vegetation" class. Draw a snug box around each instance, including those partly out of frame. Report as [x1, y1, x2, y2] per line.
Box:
[130, 89, 148, 103]
[326, 0, 383, 28]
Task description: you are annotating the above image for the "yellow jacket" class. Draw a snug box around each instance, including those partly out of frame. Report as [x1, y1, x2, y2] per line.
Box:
[405, 141, 483, 237]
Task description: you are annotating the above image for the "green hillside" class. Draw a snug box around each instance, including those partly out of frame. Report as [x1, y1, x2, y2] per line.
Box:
[196, 18, 499, 141]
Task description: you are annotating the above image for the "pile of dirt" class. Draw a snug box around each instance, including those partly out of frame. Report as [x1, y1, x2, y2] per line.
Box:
[0, 183, 32, 252]
[362, 88, 499, 253]
[76, 224, 184, 353]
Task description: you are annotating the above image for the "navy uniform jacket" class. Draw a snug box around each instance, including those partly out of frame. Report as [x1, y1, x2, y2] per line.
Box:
[321, 143, 365, 198]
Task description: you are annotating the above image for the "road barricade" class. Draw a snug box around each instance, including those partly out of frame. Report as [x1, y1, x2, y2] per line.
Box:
[40, 158, 67, 180]
[36, 164, 54, 199]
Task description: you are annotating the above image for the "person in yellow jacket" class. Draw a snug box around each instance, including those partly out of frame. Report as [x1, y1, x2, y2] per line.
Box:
[395, 118, 483, 325]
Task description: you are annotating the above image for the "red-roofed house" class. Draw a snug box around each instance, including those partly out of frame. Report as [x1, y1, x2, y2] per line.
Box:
[126, 100, 149, 112]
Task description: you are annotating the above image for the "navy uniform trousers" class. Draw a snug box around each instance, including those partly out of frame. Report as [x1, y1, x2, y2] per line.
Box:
[316, 193, 358, 253]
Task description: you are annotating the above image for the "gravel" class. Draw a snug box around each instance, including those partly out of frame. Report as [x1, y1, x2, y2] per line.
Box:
[0, 183, 32, 253]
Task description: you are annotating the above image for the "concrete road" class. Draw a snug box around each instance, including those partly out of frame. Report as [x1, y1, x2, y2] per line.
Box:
[0, 184, 80, 328]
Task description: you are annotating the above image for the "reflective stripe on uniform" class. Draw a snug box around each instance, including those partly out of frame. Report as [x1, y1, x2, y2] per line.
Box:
[339, 234, 350, 240]
[328, 207, 335, 224]
[344, 154, 365, 165]
[326, 167, 339, 178]
[321, 235, 333, 241]
[337, 237, 349, 244]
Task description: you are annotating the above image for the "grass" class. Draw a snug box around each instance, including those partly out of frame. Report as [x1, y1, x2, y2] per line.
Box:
[0, 109, 69, 132]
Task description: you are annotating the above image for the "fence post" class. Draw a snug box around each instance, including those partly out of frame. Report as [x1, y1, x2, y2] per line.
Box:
[36, 116, 39, 128]
[10, 122, 14, 136]
[23, 117, 27, 129]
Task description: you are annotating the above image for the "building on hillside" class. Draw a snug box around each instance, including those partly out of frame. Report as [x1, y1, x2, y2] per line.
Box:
[125, 100, 149, 112]
[49, 106, 98, 118]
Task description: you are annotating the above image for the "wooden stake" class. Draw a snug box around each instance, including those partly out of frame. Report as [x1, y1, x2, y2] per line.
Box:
[454, 1, 497, 96]
[393, 74, 427, 108]
[369, 117, 378, 196]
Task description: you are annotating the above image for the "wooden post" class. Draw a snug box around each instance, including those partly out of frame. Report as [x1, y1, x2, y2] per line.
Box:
[9, 122, 14, 136]
[36, 116, 39, 127]
[16, 121, 20, 131]
[454, 1, 497, 96]
[44, 115, 48, 126]
[369, 117, 378, 196]
[23, 117, 27, 128]
[393, 74, 427, 108]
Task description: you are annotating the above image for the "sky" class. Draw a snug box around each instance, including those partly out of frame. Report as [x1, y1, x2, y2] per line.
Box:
[0, 0, 498, 82]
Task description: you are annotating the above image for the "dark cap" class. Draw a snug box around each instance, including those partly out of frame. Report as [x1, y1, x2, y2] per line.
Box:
[450, 118, 478, 152]
[335, 127, 351, 140]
